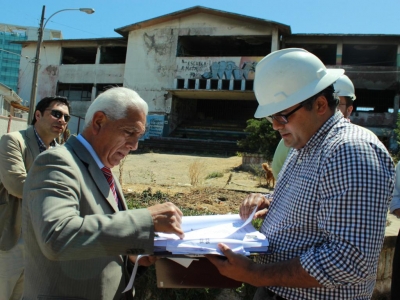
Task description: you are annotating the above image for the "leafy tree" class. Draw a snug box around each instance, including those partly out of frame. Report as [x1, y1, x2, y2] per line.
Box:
[392, 113, 400, 163]
[237, 118, 281, 161]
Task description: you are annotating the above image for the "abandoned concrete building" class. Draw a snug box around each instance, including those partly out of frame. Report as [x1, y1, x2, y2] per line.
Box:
[16, 6, 400, 153]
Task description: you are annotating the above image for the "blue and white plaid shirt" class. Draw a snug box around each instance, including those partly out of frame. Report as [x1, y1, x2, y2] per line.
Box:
[259, 112, 395, 299]
[33, 126, 57, 153]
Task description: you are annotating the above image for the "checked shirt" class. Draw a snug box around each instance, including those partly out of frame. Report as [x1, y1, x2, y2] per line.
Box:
[259, 112, 395, 299]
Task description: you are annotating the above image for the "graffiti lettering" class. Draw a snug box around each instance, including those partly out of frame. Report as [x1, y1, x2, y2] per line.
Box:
[202, 61, 257, 80]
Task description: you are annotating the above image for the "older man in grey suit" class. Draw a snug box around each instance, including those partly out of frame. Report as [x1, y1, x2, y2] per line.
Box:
[0, 96, 70, 300]
[22, 87, 184, 300]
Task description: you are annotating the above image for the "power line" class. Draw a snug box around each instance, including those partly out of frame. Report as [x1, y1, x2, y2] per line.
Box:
[0, 48, 29, 59]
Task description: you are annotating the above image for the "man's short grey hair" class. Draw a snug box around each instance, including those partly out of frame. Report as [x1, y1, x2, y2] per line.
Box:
[84, 87, 148, 128]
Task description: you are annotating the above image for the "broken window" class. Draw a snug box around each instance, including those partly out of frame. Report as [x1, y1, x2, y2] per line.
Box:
[342, 44, 397, 66]
[57, 83, 124, 100]
[353, 88, 395, 112]
[61, 47, 97, 64]
[100, 46, 127, 64]
[284, 43, 337, 65]
[57, 83, 92, 101]
[96, 84, 123, 97]
[177, 36, 271, 57]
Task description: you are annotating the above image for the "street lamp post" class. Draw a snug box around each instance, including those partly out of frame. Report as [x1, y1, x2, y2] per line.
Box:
[27, 5, 95, 124]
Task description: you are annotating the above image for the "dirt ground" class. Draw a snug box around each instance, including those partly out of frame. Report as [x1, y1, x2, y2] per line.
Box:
[112, 152, 272, 214]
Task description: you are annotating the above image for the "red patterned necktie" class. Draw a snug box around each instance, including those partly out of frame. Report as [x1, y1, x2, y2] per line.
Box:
[101, 166, 119, 206]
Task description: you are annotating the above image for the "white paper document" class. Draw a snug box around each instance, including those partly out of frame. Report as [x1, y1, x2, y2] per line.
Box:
[124, 208, 269, 295]
[154, 207, 269, 256]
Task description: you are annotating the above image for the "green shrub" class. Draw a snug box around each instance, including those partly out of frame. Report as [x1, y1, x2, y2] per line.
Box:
[237, 118, 281, 161]
[392, 113, 400, 163]
[205, 172, 224, 179]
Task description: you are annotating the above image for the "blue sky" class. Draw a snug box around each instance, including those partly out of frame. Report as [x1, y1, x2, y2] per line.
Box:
[2, 0, 400, 39]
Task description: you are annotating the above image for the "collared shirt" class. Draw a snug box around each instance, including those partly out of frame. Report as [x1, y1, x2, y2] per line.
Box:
[259, 111, 395, 299]
[33, 126, 57, 153]
[76, 134, 104, 169]
[76, 134, 123, 211]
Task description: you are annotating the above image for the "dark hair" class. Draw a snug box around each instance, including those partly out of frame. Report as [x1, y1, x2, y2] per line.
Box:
[31, 96, 71, 125]
[343, 96, 354, 108]
[301, 85, 338, 111]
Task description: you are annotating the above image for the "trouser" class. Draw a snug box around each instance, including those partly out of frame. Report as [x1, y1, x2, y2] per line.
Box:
[0, 237, 24, 300]
[392, 229, 400, 299]
[253, 287, 286, 300]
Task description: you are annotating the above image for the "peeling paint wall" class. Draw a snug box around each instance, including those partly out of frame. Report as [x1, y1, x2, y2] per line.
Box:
[59, 64, 124, 84]
[18, 43, 62, 102]
[124, 13, 272, 114]
[19, 41, 126, 95]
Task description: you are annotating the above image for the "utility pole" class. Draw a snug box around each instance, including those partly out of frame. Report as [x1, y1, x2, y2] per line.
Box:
[27, 6, 94, 124]
[27, 5, 45, 125]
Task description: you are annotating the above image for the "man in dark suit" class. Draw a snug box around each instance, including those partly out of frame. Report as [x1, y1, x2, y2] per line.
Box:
[0, 96, 70, 300]
[22, 87, 184, 299]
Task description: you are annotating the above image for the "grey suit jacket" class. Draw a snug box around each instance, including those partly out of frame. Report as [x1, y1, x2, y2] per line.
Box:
[22, 135, 154, 300]
[0, 126, 39, 251]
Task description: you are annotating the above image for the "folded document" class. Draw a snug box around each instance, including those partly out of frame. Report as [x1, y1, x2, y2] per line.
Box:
[124, 208, 269, 293]
[154, 207, 269, 256]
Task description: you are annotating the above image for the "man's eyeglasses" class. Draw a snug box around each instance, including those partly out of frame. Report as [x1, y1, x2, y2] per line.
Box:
[46, 109, 71, 122]
[266, 103, 304, 125]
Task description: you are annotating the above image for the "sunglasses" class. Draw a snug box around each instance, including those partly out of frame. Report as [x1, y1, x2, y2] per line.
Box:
[266, 103, 304, 125]
[46, 109, 71, 122]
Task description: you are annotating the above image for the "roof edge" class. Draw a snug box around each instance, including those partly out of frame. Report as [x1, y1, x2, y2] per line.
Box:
[114, 6, 291, 37]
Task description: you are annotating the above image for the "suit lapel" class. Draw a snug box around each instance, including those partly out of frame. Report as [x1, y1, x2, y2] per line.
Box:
[67, 136, 119, 212]
[25, 126, 40, 159]
[114, 177, 127, 210]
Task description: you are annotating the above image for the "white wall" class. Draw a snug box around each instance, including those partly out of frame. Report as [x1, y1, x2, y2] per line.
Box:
[0, 116, 27, 136]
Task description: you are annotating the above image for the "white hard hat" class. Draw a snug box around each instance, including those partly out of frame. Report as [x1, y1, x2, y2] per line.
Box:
[333, 74, 356, 100]
[254, 48, 344, 118]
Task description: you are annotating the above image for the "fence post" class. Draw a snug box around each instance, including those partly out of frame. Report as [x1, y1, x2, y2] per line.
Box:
[7, 115, 12, 133]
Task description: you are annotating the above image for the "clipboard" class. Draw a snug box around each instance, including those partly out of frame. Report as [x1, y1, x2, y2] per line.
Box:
[155, 257, 242, 288]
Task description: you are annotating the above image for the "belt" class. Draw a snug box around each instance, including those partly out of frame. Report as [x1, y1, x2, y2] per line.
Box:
[266, 289, 286, 300]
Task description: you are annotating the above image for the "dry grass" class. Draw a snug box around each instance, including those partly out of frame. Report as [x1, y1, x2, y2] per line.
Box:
[118, 156, 127, 185]
[188, 160, 206, 186]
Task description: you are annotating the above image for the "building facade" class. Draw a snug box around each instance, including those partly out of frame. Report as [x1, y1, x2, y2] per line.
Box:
[15, 6, 400, 149]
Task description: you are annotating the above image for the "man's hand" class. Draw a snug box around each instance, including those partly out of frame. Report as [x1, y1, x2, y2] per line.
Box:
[206, 243, 256, 284]
[129, 255, 158, 267]
[239, 193, 271, 220]
[147, 202, 184, 239]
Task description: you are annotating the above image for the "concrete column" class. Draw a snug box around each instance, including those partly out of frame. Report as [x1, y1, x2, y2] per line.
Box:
[336, 42, 343, 65]
[397, 45, 400, 67]
[0, 95, 4, 116]
[394, 94, 399, 126]
[206, 79, 211, 90]
[91, 85, 97, 102]
[271, 26, 279, 52]
[95, 46, 101, 64]
[241, 79, 246, 91]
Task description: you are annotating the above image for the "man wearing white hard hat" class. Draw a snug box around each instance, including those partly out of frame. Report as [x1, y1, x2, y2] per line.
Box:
[207, 48, 395, 300]
[336, 74, 356, 118]
[271, 74, 361, 179]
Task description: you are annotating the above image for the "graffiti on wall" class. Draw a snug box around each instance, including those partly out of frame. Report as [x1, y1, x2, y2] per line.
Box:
[202, 61, 256, 80]
[141, 115, 165, 140]
[177, 57, 263, 80]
